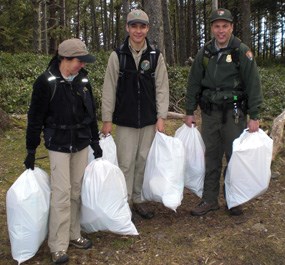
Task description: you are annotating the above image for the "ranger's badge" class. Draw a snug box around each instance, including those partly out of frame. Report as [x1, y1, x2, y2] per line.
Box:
[226, 54, 232, 62]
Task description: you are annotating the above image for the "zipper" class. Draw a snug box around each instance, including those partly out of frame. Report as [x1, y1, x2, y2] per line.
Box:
[137, 79, 141, 127]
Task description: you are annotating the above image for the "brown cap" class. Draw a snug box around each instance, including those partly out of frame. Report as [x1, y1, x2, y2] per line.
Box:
[58, 38, 95, 63]
[127, 9, 149, 25]
[210, 8, 233, 23]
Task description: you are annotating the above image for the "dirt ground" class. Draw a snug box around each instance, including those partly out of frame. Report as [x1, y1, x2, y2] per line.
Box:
[0, 118, 284, 265]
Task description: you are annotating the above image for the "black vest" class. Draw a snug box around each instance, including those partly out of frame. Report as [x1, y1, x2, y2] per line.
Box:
[113, 37, 160, 128]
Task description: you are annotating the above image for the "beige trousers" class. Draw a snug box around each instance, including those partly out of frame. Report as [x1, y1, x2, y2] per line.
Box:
[48, 147, 88, 252]
[115, 125, 156, 204]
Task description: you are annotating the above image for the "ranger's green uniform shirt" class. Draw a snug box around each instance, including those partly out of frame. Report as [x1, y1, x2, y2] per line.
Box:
[186, 35, 263, 120]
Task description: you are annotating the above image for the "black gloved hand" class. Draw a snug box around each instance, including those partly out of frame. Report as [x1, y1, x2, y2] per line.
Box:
[90, 141, 103, 159]
[24, 151, 35, 170]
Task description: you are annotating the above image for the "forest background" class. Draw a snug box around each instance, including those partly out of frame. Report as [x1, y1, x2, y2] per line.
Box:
[1, 0, 285, 116]
[1, 0, 285, 64]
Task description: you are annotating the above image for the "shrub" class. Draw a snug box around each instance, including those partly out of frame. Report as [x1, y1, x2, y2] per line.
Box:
[0, 51, 285, 128]
[0, 51, 109, 116]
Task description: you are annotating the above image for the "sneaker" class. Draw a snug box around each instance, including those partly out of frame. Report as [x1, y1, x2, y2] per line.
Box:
[133, 203, 154, 219]
[70, 236, 92, 249]
[229, 205, 243, 216]
[51, 250, 69, 264]
[190, 201, 220, 216]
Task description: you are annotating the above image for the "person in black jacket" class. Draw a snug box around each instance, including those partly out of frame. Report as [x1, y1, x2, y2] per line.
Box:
[24, 38, 102, 264]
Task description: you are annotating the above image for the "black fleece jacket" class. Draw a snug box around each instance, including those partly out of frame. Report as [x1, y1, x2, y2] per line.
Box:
[26, 59, 100, 153]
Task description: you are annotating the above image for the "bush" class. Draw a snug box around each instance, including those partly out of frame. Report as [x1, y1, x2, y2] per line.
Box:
[0, 52, 50, 114]
[258, 66, 285, 120]
[168, 66, 189, 113]
[0, 52, 285, 127]
[0, 51, 110, 116]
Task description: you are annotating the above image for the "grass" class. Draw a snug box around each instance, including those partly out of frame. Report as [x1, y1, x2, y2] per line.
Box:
[0, 117, 285, 265]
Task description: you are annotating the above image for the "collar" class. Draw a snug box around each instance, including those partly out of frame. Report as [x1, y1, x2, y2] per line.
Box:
[128, 39, 147, 54]
[213, 34, 234, 52]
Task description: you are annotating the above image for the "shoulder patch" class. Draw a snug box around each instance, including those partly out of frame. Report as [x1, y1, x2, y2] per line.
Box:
[245, 50, 253, 61]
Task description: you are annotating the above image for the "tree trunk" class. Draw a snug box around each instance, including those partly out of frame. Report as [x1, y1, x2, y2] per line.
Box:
[122, 0, 129, 40]
[281, 0, 285, 58]
[31, 0, 41, 53]
[240, 0, 251, 47]
[114, 1, 122, 48]
[177, 0, 186, 65]
[192, 0, 198, 54]
[167, 111, 185, 119]
[42, 0, 48, 54]
[162, 0, 175, 65]
[103, 0, 109, 50]
[270, 110, 285, 160]
[59, 0, 66, 43]
[90, 0, 100, 51]
[109, 0, 114, 48]
[48, 0, 57, 54]
[169, 0, 178, 63]
[100, 0, 107, 50]
[212, 0, 218, 10]
[76, 0, 80, 38]
[143, 0, 165, 54]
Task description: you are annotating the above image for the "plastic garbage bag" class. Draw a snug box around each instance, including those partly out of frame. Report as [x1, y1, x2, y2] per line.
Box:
[81, 159, 138, 235]
[225, 129, 273, 209]
[142, 132, 185, 211]
[88, 134, 118, 166]
[6, 167, 50, 264]
[175, 124, 205, 197]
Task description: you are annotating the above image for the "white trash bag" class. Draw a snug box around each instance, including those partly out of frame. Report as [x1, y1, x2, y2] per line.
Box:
[6, 167, 50, 264]
[142, 132, 185, 211]
[88, 134, 118, 165]
[175, 124, 205, 197]
[81, 159, 138, 235]
[225, 129, 273, 209]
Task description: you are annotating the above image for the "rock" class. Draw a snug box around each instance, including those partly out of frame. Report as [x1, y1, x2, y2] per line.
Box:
[252, 223, 267, 232]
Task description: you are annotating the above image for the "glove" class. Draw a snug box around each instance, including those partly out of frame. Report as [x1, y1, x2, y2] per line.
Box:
[91, 141, 103, 159]
[24, 151, 36, 170]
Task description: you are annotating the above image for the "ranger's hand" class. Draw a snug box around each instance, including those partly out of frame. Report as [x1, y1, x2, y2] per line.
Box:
[156, 118, 165, 132]
[184, 115, 196, 127]
[101, 121, 112, 136]
[248, 119, 259, 132]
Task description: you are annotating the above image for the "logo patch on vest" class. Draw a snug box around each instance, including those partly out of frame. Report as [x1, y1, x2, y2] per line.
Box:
[141, 60, 150, 71]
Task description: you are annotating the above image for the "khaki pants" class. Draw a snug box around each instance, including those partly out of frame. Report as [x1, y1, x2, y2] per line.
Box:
[48, 147, 88, 252]
[115, 125, 156, 204]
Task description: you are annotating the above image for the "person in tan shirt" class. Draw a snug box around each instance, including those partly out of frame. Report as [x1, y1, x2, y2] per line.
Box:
[101, 9, 169, 219]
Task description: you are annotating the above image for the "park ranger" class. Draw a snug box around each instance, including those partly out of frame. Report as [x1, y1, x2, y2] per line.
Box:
[185, 8, 263, 216]
[101, 9, 169, 219]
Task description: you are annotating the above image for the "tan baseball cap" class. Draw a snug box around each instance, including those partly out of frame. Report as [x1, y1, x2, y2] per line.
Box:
[210, 8, 233, 23]
[58, 38, 95, 63]
[127, 9, 149, 25]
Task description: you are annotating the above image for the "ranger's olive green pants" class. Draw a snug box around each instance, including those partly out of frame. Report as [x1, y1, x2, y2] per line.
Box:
[201, 109, 246, 204]
[115, 125, 156, 204]
[48, 147, 88, 252]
